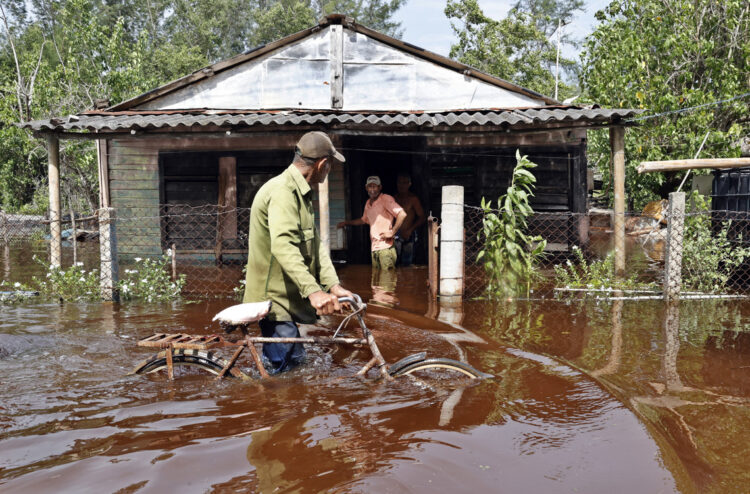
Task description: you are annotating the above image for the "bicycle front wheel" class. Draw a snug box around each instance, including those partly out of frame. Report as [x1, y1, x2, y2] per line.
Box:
[130, 348, 248, 379]
[390, 357, 491, 379]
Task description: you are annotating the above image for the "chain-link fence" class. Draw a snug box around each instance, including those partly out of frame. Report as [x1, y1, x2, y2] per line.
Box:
[464, 202, 750, 299]
[0, 211, 101, 289]
[112, 205, 251, 298]
[0, 206, 250, 299]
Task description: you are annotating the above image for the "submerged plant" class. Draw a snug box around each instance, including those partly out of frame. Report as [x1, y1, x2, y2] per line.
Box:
[553, 246, 655, 291]
[477, 150, 546, 298]
[31, 257, 100, 301]
[119, 255, 186, 302]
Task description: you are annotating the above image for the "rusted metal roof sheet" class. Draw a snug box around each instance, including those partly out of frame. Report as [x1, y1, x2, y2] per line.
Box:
[20, 107, 643, 133]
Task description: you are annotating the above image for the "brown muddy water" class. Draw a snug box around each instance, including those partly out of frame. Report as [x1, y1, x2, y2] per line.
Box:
[1, 264, 749, 493]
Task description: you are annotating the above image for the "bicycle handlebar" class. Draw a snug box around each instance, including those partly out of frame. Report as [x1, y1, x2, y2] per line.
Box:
[337, 294, 364, 311]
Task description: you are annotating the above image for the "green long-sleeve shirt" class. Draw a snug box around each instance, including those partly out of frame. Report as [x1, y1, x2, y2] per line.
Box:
[243, 164, 340, 323]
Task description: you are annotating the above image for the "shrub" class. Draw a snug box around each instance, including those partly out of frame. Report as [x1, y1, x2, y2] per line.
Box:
[553, 246, 654, 291]
[477, 150, 546, 298]
[119, 255, 186, 302]
[31, 258, 100, 301]
[682, 194, 750, 292]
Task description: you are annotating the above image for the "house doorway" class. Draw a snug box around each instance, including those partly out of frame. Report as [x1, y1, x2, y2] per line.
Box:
[340, 135, 429, 264]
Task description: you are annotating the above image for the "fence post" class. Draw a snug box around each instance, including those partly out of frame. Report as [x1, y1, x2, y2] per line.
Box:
[439, 186, 464, 302]
[663, 192, 685, 300]
[427, 215, 439, 300]
[99, 207, 119, 301]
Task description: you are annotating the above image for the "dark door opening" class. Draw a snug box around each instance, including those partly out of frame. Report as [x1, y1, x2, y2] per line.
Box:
[341, 135, 429, 264]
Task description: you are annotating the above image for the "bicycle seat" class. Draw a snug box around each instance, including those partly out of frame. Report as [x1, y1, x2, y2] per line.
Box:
[212, 300, 271, 324]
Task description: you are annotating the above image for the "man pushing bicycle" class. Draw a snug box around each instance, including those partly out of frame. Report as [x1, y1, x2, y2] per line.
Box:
[242, 131, 353, 373]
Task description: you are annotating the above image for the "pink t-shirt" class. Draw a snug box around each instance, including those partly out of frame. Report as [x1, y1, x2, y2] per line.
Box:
[362, 193, 404, 252]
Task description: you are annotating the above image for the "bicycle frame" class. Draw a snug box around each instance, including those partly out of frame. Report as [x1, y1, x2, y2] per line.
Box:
[136, 295, 393, 380]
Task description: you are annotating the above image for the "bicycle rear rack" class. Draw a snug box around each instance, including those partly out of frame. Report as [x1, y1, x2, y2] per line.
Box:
[137, 333, 232, 350]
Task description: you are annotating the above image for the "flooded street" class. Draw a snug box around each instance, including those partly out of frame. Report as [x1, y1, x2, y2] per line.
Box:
[2, 265, 749, 492]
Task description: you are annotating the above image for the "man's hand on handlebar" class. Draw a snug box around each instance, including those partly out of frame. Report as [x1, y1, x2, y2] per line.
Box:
[309, 290, 341, 315]
[329, 284, 355, 311]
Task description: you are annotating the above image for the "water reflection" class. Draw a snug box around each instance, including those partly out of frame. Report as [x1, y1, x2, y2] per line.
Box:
[369, 267, 398, 308]
[462, 294, 750, 493]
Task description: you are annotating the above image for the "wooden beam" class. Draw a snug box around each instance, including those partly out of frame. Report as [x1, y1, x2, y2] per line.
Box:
[330, 24, 343, 109]
[610, 126, 626, 277]
[319, 175, 330, 253]
[47, 135, 61, 268]
[97, 139, 110, 208]
[637, 158, 750, 174]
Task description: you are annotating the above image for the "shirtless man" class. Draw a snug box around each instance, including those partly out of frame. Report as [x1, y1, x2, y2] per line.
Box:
[394, 173, 426, 266]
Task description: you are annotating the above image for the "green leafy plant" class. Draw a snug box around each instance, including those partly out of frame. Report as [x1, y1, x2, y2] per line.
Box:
[553, 246, 655, 290]
[477, 150, 546, 298]
[682, 194, 750, 293]
[31, 258, 100, 301]
[119, 255, 186, 302]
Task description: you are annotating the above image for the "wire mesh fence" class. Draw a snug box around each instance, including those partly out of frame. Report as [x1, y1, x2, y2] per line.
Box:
[112, 205, 251, 298]
[6, 202, 750, 302]
[463, 204, 750, 299]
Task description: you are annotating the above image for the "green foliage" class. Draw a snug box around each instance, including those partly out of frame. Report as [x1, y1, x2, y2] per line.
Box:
[553, 246, 654, 290]
[119, 255, 186, 302]
[581, 0, 749, 209]
[0, 0, 405, 212]
[682, 193, 750, 293]
[477, 150, 546, 298]
[30, 258, 101, 301]
[445, 0, 582, 98]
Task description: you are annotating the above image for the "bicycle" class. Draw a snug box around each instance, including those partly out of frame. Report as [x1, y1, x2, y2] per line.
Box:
[129, 295, 491, 381]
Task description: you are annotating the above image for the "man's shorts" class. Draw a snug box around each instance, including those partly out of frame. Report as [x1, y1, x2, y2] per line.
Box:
[371, 246, 397, 270]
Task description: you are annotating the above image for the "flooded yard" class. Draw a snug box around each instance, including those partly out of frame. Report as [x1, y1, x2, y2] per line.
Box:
[1, 264, 749, 492]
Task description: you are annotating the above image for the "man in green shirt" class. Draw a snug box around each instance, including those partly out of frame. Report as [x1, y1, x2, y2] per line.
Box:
[243, 131, 353, 372]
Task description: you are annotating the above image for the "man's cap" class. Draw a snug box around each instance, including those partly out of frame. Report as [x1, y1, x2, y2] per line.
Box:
[296, 131, 345, 163]
[366, 176, 381, 186]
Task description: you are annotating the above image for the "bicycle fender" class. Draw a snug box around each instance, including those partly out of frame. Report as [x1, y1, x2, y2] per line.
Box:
[388, 352, 427, 375]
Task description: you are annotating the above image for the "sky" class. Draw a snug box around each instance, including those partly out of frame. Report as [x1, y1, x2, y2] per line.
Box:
[393, 0, 611, 61]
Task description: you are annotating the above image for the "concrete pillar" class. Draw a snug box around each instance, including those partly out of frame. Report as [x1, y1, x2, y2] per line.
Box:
[439, 186, 464, 301]
[610, 126, 626, 277]
[663, 192, 685, 300]
[47, 135, 62, 268]
[99, 207, 119, 301]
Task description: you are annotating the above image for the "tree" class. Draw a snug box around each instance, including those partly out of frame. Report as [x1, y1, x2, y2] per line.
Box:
[444, 0, 582, 98]
[0, 0, 407, 211]
[581, 0, 749, 209]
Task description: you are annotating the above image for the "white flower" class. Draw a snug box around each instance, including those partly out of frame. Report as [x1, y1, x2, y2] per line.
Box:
[166, 248, 172, 256]
[134, 257, 142, 262]
[13, 282, 21, 288]
[75, 262, 84, 267]
[79, 277, 85, 282]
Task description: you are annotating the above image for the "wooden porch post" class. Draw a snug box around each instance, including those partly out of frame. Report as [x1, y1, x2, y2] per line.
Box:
[319, 175, 330, 252]
[610, 126, 626, 277]
[47, 135, 62, 268]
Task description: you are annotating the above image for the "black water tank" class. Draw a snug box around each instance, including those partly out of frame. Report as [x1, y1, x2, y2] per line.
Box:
[712, 168, 750, 212]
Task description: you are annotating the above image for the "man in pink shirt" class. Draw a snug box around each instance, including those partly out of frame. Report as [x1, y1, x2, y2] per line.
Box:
[337, 176, 407, 269]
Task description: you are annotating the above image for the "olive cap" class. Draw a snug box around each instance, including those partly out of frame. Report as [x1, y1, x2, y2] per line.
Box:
[296, 131, 345, 162]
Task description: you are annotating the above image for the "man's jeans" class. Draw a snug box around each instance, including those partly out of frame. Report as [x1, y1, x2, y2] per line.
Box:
[258, 319, 305, 373]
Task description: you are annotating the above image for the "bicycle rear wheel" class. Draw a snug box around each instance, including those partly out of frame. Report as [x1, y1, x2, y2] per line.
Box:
[130, 348, 248, 379]
[389, 357, 491, 380]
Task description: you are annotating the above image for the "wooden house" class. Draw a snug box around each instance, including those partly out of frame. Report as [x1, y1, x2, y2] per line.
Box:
[23, 15, 639, 264]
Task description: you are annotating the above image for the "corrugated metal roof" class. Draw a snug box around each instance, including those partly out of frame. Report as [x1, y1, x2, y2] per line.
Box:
[20, 107, 643, 133]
